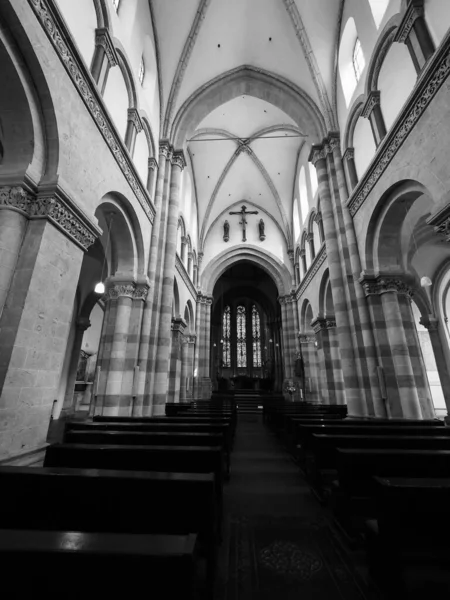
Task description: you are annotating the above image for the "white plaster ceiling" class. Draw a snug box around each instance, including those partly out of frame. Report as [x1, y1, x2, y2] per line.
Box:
[150, 0, 342, 250]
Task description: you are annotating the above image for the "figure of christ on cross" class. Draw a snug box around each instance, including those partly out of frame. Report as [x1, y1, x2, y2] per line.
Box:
[229, 205, 259, 242]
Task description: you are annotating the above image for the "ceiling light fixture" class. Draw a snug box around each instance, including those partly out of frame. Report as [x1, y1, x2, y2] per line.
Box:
[95, 212, 114, 294]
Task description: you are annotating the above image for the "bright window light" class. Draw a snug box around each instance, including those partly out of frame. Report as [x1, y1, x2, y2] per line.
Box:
[112, 0, 120, 13]
[353, 38, 365, 82]
[138, 56, 145, 86]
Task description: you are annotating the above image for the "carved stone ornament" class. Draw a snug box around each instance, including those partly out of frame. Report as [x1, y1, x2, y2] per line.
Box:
[159, 140, 172, 161]
[106, 284, 136, 300]
[343, 147, 355, 162]
[395, 3, 424, 44]
[419, 315, 439, 331]
[299, 334, 316, 344]
[0, 186, 98, 250]
[348, 37, 450, 217]
[360, 274, 413, 297]
[95, 28, 118, 67]
[28, 0, 154, 222]
[182, 334, 197, 344]
[171, 150, 187, 171]
[297, 246, 327, 299]
[148, 157, 158, 170]
[312, 317, 336, 333]
[133, 285, 150, 301]
[362, 91, 381, 119]
[308, 145, 327, 166]
[127, 108, 143, 133]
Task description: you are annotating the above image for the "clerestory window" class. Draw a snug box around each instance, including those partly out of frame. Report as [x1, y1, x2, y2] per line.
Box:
[352, 38, 365, 82]
[138, 56, 145, 86]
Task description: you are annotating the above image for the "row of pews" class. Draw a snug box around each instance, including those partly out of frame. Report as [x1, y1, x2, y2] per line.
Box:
[265, 400, 450, 597]
[0, 399, 235, 599]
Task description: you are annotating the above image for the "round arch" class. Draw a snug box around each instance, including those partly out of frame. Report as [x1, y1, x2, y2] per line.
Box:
[202, 246, 291, 298]
[171, 65, 326, 147]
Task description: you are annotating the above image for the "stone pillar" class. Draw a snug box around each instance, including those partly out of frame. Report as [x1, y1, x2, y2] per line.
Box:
[312, 317, 345, 405]
[420, 315, 450, 416]
[315, 211, 325, 244]
[0, 195, 97, 458]
[153, 150, 186, 414]
[0, 188, 29, 317]
[180, 334, 196, 401]
[279, 298, 291, 381]
[330, 136, 385, 417]
[180, 236, 187, 263]
[128, 280, 149, 416]
[342, 147, 358, 191]
[299, 334, 320, 402]
[167, 318, 186, 404]
[362, 91, 387, 147]
[193, 264, 198, 287]
[307, 232, 315, 261]
[309, 145, 365, 416]
[300, 249, 307, 277]
[377, 276, 422, 419]
[193, 297, 204, 398]
[187, 252, 193, 279]
[91, 28, 118, 94]
[124, 108, 143, 156]
[395, 0, 435, 73]
[146, 157, 158, 199]
[60, 317, 91, 418]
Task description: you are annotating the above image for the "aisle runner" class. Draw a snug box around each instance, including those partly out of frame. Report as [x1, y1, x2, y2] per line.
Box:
[227, 515, 372, 600]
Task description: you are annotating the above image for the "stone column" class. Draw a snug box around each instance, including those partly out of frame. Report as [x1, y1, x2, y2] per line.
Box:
[377, 276, 422, 419]
[0, 185, 97, 459]
[395, 0, 435, 73]
[125, 108, 144, 156]
[300, 249, 307, 277]
[193, 264, 198, 287]
[362, 91, 387, 147]
[146, 157, 158, 199]
[330, 137, 385, 417]
[153, 150, 186, 414]
[309, 145, 365, 416]
[420, 315, 450, 416]
[180, 236, 187, 263]
[307, 233, 315, 261]
[0, 188, 29, 317]
[187, 252, 193, 279]
[299, 334, 320, 402]
[279, 297, 291, 382]
[167, 318, 186, 404]
[128, 280, 149, 416]
[193, 297, 204, 398]
[91, 28, 118, 94]
[315, 211, 325, 244]
[201, 296, 213, 398]
[342, 147, 358, 191]
[60, 317, 91, 418]
[101, 281, 135, 417]
[312, 317, 345, 405]
[180, 334, 196, 401]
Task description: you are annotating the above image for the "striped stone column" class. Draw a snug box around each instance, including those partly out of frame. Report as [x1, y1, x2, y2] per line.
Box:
[279, 297, 291, 381]
[180, 334, 196, 401]
[192, 297, 203, 399]
[153, 150, 186, 414]
[377, 276, 422, 419]
[137, 141, 169, 415]
[167, 317, 186, 404]
[102, 281, 135, 416]
[309, 145, 365, 416]
[203, 296, 213, 397]
[312, 317, 345, 405]
[128, 281, 148, 416]
[421, 315, 450, 415]
[299, 334, 320, 402]
[399, 295, 434, 419]
[330, 137, 385, 417]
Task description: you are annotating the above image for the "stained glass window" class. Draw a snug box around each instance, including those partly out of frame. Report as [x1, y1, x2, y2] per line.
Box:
[237, 305, 247, 368]
[252, 305, 262, 367]
[222, 306, 231, 367]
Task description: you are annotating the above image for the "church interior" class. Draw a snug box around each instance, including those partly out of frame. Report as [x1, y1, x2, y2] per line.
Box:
[1, 0, 450, 597]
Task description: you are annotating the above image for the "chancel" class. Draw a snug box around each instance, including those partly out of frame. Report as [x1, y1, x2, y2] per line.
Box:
[1, 0, 450, 598]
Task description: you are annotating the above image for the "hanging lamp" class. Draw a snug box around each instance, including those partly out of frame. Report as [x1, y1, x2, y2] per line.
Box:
[94, 213, 113, 294]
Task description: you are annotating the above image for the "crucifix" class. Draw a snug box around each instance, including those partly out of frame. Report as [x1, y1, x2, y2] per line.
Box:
[229, 205, 259, 242]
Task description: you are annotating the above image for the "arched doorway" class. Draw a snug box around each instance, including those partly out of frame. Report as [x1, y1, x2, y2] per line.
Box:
[211, 261, 282, 393]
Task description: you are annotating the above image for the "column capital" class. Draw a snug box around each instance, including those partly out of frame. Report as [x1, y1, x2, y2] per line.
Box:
[148, 157, 158, 170]
[360, 272, 414, 297]
[127, 108, 143, 133]
[314, 211, 323, 224]
[308, 144, 327, 166]
[287, 248, 295, 263]
[395, 1, 424, 44]
[299, 248, 306, 258]
[171, 317, 187, 334]
[95, 27, 118, 67]
[159, 140, 172, 160]
[343, 147, 355, 161]
[182, 334, 197, 345]
[306, 232, 314, 243]
[298, 333, 316, 344]
[278, 295, 288, 306]
[311, 316, 336, 333]
[76, 317, 91, 332]
[133, 284, 150, 301]
[105, 282, 136, 300]
[361, 91, 381, 119]
[419, 315, 439, 331]
[171, 150, 186, 171]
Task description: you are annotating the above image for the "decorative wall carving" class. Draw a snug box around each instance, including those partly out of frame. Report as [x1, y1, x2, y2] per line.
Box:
[311, 317, 336, 333]
[296, 245, 327, 298]
[127, 108, 143, 133]
[95, 28, 118, 67]
[395, 3, 424, 44]
[361, 91, 381, 119]
[360, 274, 414, 297]
[28, 0, 155, 222]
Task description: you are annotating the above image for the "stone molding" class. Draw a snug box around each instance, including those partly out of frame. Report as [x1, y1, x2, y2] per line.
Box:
[360, 274, 414, 297]
[395, 1, 424, 44]
[361, 91, 381, 119]
[198, 293, 213, 305]
[347, 29, 450, 216]
[105, 282, 149, 301]
[0, 185, 99, 250]
[311, 317, 336, 333]
[28, 0, 155, 222]
[343, 147, 355, 161]
[148, 157, 158, 170]
[95, 27, 118, 67]
[127, 108, 143, 133]
[314, 211, 323, 224]
[175, 254, 196, 300]
[296, 244, 327, 299]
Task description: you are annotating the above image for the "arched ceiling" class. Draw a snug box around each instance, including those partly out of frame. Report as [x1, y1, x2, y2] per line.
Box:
[150, 0, 344, 249]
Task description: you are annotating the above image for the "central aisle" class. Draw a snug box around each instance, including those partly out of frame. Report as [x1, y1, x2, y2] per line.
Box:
[217, 414, 378, 600]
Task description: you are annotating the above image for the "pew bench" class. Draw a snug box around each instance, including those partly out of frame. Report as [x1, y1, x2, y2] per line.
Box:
[0, 530, 199, 600]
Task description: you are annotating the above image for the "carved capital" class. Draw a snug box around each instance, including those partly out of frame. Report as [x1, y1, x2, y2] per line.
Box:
[278, 295, 287, 306]
[205, 296, 213, 306]
[327, 134, 341, 153]
[306, 233, 314, 243]
[314, 211, 323, 224]
[360, 273, 413, 297]
[287, 249, 295, 263]
[171, 150, 186, 171]
[159, 140, 172, 160]
[0, 186, 34, 214]
[419, 315, 439, 331]
[133, 284, 149, 301]
[395, 2, 424, 44]
[299, 334, 316, 344]
[127, 108, 143, 133]
[311, 317, 336, 333]
[299, 248, 306, 258]
[148, 157, 158, 170]
[362, 91, 381, 119]
[95, 28, 118, 67]
[308, 144, 326, 166]
[182, 334, 197, 345]
[106, 283, 136, 300]
[171, 317, 187, 334]
[343, 147, 355, 162]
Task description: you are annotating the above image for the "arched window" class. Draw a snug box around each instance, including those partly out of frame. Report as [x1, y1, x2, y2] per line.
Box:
[299, 167, 309, 225]
[138, 56, 145, 86]
[309, 163, 318, 197]
[222, 306, 231, 367]
[237, 305, 247, 368]
[252, 305, 262, 368]
[293, 200, 301, 242]
[368, 0, 389, 29]
[352, 38, 365, 82]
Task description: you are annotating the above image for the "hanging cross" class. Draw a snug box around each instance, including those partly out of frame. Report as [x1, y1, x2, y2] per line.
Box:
[229, 205, 259, 242]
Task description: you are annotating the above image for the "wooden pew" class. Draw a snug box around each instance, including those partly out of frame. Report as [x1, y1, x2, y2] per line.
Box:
[305, 434, 450, 500]
[365, 477, 450, 596]
[44, 443, 224, 528]
[0, 530, 199, 600]
[0, 465, 217, 590]
[64, 429, 231, 478]
[331, 448, 450, 541]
